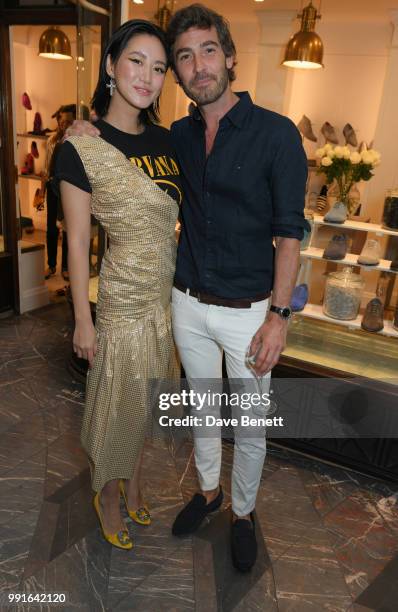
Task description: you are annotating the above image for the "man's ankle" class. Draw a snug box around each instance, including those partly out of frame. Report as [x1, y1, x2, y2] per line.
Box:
[202, 486, 220, 504]
[232, 512, 251, 523]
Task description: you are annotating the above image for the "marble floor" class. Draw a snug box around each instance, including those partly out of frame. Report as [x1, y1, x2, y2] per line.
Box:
[1, 303, 398, 611]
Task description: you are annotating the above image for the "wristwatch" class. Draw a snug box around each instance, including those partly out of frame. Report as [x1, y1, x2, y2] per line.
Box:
[269, 305, 292, 320]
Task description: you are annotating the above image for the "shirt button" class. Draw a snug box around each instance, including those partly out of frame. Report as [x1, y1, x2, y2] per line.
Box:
[207, 220, 212, 225]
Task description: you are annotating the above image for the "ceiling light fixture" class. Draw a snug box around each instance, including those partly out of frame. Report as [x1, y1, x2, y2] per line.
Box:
[155, 0, 175, 31]
[38, 26, 72, 60]
[282, 1, 324, 69]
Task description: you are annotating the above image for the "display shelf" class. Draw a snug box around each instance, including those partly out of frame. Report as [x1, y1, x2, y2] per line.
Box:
[313, 213, 398, 237]
[18, 174, 43, 181]
[300, 246, 396, 273]
[294, 302, 398, 339]
[17, 133, 50, 140]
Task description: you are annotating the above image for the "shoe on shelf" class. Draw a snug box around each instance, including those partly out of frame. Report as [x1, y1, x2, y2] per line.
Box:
[324, 201, 348, 224]
[358, 239, 381, 266]
[62, 270, 69, 281]
[45, 267, 56, 279]
[291, 283, 308, 312]
[393, 303, 398, 331]
[172, 486, 223, 536]
[231, 512, 257, 572]
[323, 234, 349, 260]
[316, 185, 328, 212]
[343, 123, 358, 147]
[31, 141, 39, 159]
[33, 188, 44, 211]
[21, 153, 34, 175]
[321, 121, 339, 144]
[297, 115, 317, 142]
[93, 493, 133, 550]
[361, 298, 384, 332]
[22, 92, 32, 110]
[119, 480, 151, 526]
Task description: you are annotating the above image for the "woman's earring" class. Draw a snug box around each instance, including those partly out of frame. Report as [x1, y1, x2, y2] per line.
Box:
[106, 77, 116, 97]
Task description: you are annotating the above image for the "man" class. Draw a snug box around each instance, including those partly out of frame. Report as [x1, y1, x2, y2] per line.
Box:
[66, 3, 307, 572]
[166, 4, 307, 572]
[43, 105, 76, 280]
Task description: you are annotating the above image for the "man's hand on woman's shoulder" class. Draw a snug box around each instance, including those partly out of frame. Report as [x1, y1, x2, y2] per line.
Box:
[64, 119, 101, 140]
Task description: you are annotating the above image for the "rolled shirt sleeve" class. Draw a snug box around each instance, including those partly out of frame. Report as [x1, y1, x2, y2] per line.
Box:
[270, 118, 309, 240]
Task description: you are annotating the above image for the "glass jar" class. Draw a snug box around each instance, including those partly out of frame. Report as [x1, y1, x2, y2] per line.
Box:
[300, 209, 314, 251]
[323, 267, 364, 320]
[382, 189, 398, 230]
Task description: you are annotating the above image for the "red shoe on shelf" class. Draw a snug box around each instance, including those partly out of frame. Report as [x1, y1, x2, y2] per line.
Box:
[33, 188, 45, 211]
[21, 153, 34, 175]
[28, 112, 43, 135]
[31, 141, 39, 159]
[22, 92, 32, 110]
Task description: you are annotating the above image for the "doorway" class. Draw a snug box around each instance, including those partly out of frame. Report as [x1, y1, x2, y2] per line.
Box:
[9, 24, 101, 311]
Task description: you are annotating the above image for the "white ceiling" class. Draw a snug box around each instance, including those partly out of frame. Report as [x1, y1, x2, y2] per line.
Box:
[130, 0, 398, 23]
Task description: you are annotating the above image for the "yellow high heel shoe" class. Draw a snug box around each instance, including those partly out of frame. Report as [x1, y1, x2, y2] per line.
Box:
[119, 480, 151, 526]
[93, 493, 133, 550]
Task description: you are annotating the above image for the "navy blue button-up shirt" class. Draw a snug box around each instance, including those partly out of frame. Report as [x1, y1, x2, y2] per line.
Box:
[171, 92, 308, 299]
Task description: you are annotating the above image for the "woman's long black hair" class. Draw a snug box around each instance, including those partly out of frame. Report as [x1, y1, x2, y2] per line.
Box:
[91, 19, 168, 125]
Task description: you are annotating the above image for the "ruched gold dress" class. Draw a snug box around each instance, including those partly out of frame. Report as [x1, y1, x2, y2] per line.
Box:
[67, 136, 179, 492]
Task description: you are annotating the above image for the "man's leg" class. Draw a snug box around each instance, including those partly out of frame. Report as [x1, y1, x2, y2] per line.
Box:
[210, 300, 270, 518]
[46, 184, 59, 272]
[171, 288, 224, 534]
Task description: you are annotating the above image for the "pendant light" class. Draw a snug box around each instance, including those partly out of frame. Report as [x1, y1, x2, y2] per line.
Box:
[282, 1, 324, 69]
[38, 27, 72, 60]
[155, 0, 175, 31]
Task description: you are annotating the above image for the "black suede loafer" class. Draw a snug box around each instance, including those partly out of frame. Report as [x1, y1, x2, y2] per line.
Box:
[172, 486, 223, 536]
[231, 512, 257, 572]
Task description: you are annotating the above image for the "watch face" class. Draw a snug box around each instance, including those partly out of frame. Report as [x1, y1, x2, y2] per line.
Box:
[281, 307, 292, 319]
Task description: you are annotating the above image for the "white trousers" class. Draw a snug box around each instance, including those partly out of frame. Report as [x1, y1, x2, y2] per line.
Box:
[171, 287, 270, 516]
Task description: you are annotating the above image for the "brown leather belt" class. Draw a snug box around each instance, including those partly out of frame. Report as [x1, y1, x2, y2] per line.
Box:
[173, 282, 270, 309]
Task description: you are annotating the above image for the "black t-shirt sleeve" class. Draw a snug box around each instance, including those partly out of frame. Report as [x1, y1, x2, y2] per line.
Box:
[53, 140, 92, 194]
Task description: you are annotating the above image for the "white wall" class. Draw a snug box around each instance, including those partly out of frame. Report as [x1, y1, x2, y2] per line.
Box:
[12, 26, 78, 231]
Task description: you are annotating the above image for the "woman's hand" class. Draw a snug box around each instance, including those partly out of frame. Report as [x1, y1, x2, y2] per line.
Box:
[73, 320, 97, 368]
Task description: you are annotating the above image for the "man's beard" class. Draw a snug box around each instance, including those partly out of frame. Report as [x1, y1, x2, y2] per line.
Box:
[181, 66, 229, 107]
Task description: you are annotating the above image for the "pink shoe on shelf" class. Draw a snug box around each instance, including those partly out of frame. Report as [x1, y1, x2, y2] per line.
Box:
[22, 92, 32, 110]
[31, 141, 39, 158]
[29, 112, 43, 135]
[21, 153, 35, 175]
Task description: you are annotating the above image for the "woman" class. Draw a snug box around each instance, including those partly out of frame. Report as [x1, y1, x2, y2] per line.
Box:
[55, 20, 181, 550]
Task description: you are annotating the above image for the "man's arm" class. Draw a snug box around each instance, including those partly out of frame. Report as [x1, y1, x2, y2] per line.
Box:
[249, 236, 300, 376]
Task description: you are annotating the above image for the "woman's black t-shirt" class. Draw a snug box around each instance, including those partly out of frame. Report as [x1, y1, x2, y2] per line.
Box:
[54, 119, 182, 206]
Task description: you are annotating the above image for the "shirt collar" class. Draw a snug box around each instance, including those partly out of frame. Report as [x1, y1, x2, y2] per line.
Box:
[190, 91, 253, 129]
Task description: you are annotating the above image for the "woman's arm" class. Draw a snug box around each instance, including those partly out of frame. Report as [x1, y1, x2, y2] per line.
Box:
[60, 180, 97, 367]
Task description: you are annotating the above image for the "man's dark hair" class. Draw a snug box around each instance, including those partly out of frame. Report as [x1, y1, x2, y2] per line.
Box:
[91, 19, 168, 124]
[167, 3, 237, 82]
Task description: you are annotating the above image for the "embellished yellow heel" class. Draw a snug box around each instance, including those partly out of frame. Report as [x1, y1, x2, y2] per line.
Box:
[119, 480, 151, 526]
[93, 493, 133, 550]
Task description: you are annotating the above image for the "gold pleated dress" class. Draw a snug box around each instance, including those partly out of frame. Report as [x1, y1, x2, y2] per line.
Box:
[67, 136, 179, 492]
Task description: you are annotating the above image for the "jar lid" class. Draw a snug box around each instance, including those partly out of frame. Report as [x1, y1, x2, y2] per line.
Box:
[328, 266, 365, 286]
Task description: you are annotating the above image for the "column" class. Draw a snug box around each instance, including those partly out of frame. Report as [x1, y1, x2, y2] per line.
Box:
[255, 9, 297, 114]
[365, 10, 398, 221]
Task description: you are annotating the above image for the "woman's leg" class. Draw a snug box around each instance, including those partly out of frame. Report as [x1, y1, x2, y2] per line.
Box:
[124, 446, 145, 508]
[99, 478, 126, 532]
